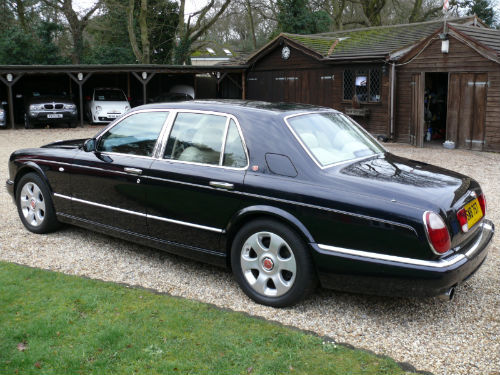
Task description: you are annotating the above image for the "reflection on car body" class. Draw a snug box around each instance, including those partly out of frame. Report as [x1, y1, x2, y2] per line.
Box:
[6, 100, 494, 307]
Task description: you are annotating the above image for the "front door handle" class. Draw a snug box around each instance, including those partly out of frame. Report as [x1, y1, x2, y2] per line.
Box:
[209, 181, 234, 190]
[124, 167, 142, 175]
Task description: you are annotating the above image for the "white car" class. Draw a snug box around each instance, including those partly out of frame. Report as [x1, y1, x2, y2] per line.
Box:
[86, 88, 130, 124]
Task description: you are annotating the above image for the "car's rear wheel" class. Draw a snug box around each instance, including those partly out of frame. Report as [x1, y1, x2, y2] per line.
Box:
[16, 173, 60, 234]
[68, 122, 77, 128]
[231, 219, 317, 307]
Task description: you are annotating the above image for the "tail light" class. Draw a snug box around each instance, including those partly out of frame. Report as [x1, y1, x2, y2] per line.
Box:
[478, 193, 486, 216]
[456, 208, 468, 233]
[424, 211, 451, 254]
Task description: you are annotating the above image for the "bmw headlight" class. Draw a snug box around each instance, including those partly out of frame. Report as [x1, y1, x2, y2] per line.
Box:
[64, 104, 76, 109]
[29, 104, 43, 111]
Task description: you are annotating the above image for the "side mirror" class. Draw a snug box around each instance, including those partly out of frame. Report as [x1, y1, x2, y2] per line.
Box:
[83, 138, 96, 152]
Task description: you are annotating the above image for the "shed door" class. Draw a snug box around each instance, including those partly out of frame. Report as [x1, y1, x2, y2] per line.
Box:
[409, 73, 424, 147]
[446, 73, 487, 150]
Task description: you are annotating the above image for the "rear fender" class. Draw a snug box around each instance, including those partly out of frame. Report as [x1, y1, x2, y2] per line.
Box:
[223, 205, 315, 266]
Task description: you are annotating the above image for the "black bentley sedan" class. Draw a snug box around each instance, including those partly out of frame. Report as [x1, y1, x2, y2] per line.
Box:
[6, 101, 494, 307]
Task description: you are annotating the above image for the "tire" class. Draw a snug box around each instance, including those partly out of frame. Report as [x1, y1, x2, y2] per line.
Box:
[24, 114, 33, 129]
[69, 122, 77, 128]
[231, 219, 317, 307]
[15, 173, 60, 234]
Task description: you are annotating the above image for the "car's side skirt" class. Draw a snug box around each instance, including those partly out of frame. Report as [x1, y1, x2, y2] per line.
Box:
[56, 213, 227, 267]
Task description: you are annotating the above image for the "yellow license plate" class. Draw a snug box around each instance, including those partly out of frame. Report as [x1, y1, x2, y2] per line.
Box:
[464, 198, 483, 228]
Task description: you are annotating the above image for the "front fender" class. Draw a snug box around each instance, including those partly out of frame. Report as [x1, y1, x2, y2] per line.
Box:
[13, 161, 54, 198]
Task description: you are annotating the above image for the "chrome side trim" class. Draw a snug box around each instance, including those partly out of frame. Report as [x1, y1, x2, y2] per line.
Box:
[317, 244, 466, 268]
[145, 175, 418, 236]
[147, 214, 223, 233]
[53, 193, 223, 234]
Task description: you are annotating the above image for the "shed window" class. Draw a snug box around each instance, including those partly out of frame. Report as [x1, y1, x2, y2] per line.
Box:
[343, 68, 381, 103]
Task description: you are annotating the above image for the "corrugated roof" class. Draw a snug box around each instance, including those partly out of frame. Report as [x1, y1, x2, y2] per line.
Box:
[280, 16, 478, 60]
[452, 24, 500, 56]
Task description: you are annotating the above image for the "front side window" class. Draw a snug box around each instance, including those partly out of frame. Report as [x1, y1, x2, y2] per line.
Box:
[343, 68, 381, 103]
[164, 112, 248, 168]
[98, 111, 168, 156]
[287, 112, 383, 167]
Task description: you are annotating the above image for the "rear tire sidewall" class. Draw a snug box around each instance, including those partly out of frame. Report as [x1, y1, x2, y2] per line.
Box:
[16, 173, 59, 234]
[24, 114, 32, 129]
[231, 219, 317, 307]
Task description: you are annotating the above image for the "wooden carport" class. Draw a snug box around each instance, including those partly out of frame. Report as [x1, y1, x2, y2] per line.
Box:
[0, 64, 247, 128]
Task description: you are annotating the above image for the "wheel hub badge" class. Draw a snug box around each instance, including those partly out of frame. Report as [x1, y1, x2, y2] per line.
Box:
[30, 199, 36, 209]
[262, 257, 274, 271]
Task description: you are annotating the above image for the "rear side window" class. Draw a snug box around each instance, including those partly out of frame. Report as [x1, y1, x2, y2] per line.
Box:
[164, 112, 247, 168]
[98, 111, 168, 156]
[223, 120, 247, 168]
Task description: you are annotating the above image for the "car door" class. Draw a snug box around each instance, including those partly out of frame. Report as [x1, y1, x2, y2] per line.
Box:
[70, 110, 170, 235]
[146, 111, 249, 251]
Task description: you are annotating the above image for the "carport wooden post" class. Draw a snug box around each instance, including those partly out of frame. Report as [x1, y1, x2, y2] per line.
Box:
[131, 72, 155, 104]
[242, 72, 246, 99]
[67, 73, 92, 127]
[0, 74, 23, 129]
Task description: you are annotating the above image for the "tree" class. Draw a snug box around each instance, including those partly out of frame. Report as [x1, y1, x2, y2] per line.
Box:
[174, 0, 232, 64]
[459, 0, 497, 26]
[41, 0, 102, 63]
[276, 0, 330, 34]
[358, 0, 387, 26]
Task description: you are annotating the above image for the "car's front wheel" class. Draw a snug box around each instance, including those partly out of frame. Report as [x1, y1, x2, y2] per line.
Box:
[231, 219, 317, 307]
[24, 114, 33, 129]
[16, 173, 60, 234]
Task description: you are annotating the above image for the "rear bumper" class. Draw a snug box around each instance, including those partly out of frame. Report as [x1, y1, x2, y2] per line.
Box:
[313, 219, 494, 297]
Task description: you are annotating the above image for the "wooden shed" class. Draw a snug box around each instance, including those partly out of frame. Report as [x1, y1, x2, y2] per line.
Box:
[244, 16, 500, 152]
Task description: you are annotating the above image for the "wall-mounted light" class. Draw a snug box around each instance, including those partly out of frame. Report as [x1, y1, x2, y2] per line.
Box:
[77, 72, 83, 81]
[441, 40, 449, 54]
[6, 73, 13, 82]
[142, 72, 148, 80]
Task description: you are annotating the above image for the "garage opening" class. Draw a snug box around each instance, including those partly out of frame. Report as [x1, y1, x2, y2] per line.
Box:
[424, 72, 448, 144]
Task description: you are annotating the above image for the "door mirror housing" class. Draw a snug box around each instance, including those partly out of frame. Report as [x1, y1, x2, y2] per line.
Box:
[83, 138, 96, 152]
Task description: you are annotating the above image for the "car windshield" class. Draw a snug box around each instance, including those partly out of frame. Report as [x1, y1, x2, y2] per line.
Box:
[31, 91, 68, 98]
[286, 112, 384, 167]
[95, 90, 127, 101]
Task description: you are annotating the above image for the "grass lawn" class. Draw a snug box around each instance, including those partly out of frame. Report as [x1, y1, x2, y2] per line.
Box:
[0, 261, 414, 374]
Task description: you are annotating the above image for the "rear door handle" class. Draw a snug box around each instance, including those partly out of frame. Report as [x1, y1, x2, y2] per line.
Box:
[124, 167, 142, 175]
[209, 181, 234, 190]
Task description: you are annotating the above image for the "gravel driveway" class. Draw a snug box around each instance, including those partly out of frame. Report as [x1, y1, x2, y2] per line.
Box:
[1, 127, 498, 375]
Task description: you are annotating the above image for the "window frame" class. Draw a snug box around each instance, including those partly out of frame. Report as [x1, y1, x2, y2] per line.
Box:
[94, 109, 250, 170]
[283, 111, 386, 170]
[343, 67, 382, 104]
[95, 109, 173, 159]
[158, 109, 250, 171]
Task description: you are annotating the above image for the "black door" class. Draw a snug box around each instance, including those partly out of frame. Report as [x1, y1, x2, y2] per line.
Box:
[70, 111, 170, 234]
[145, 111, 248, 252]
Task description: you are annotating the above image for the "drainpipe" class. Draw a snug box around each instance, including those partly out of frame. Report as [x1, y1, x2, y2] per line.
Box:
[390, 62, 396, 139]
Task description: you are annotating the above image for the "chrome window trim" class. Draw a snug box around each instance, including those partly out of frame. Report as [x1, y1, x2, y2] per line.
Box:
[158, 109, 250, 171]
[54, 193, 224, 233]
[317, 243, 466, 268]
[95, 108, 172, 158]
[219, 117, 231, 166]
[283, 111, 385, 170]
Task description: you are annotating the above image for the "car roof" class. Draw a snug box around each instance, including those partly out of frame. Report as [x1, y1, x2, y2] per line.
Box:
[131, 100, 340, 118]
